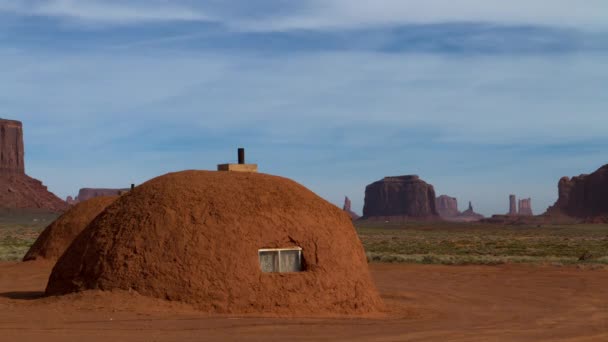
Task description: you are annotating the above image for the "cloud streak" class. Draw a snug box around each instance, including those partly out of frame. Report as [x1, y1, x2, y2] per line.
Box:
[0, 0, 210, 24]
[2, 46, 607, 216]
[246, 0, 608, 31]
[1, 0, 608, 30]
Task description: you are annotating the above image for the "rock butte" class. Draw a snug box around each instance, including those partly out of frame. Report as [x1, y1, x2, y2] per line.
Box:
[518, 198, 533, 217]
[0, 119, 67, 212]
[46, 170, 384, 316]
[458, 202, 485, 221]
[23, 196, 118, 262]
[362, 175, 439, 220]
[546, 164, 608, 222]
[0, 118, 24, 174]
[436, 195, 459, 218]
[436, 195, 484, 222]
[67, 188, 130, 204]
[342, 196, 360, 220]
[505, 195, 534, 217]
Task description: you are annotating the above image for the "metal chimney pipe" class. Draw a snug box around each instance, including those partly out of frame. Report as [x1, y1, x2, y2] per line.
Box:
[238, 148, 245, 164]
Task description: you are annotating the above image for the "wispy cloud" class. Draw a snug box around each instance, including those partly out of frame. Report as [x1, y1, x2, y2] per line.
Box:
[241, 0, 608, 31]
[2, 46, 607, 215]
[3, 49, 607, 145]
[1, 0, 608, 30]
[0, 0, 210, 24]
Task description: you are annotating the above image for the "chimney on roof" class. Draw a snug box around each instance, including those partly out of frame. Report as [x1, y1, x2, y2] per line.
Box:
[238, 148, 245, 164]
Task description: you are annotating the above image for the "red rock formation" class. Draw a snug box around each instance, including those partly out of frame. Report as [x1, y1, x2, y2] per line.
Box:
[0, 119, 24, 174]
[440, 200, 485, 222]
[0, 119, 67, 212]
[69, 188, 130, 204]
[518, 198, 533, 216]
[508, 194, 517, 216]
[435, 195, 460, 218]
[546, 164, 608, 219]
[458, 201, 484, 221]
[0, 174, 68, 212]
[362, 175, 439, 219]
[342, 196, 360, 220]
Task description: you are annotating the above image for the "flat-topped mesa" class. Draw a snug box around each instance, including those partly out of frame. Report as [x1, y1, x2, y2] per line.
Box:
[0, 119, 25, 174]
[383, 175, 420, 182]
[436, 195, 460, 218]
[518, 198, 534, 216]
[69, 188, 130, 204]
[362, 174, 439, 219]
[546, 164, 608, 220]
[78, 188, 130, 201]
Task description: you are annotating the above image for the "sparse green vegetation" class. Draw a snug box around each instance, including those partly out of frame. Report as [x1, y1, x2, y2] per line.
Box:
[2, 214, 608, 266]
[0, 210, 59, 261]
[357, 221, 608, 266]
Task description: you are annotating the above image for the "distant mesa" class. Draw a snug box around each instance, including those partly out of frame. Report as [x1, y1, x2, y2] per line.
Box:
[436, 195, 484, 222]
[518, 198, 533, 216]
[67, 188, 130, 204]
[0, 118, 67, 212]
[505, 194, 534, 217]
[362, 175, 439, 221]
[458, 201, 485, 221]
[436, 195, 459, 218]
[545, 164, 608, 223]
[342, 196, 360, 220]
[484, 194, 536, 224]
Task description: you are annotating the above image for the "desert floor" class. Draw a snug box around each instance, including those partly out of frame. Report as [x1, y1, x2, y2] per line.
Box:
[1, 261, 607, 342]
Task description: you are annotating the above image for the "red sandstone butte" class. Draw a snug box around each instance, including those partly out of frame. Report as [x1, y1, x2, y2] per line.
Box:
[0, 119, 25, 174]
[342, 196, 360, 220]
[546, 164, 608, 221]
[362, 175, 439, 220]
[0, 119, 67, 212]
[518, 198, 534, 216]
[68, 188, 130, 204]
[458, 201, 484, 221]
[435, 195, 460, 218]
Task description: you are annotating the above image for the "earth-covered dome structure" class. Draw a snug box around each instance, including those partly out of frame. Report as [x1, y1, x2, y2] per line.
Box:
[46, 171, 383, 316]
[24, 196, 118, 261]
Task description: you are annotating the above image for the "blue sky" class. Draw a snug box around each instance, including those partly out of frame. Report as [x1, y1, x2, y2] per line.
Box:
[1, 1, 607, 216]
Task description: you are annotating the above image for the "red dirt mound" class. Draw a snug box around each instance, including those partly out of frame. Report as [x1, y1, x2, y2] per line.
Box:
[23, 196, 118, 261]
[46, 171, 384, 316]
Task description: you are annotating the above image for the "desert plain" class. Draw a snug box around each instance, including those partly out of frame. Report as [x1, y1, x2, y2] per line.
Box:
[2, 217, 607, 342]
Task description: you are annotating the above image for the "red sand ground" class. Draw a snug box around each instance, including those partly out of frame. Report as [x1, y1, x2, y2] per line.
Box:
[1, 261, 606, 342]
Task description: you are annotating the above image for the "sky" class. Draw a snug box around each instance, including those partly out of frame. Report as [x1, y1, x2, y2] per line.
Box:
[1, 0, 607, 216]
